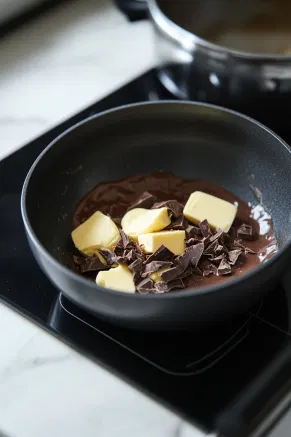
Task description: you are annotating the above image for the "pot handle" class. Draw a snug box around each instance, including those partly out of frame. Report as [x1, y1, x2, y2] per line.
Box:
[215, 343, 291, 437]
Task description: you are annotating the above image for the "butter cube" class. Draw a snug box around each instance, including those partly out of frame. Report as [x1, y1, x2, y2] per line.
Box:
[138, 230, 185, 255]
[121, 207, 171, 240]
[96, 264, 135, 293]
[150, 267, 171, 283]
[72, 211, 120, 255]
[183, 191, 237, 232]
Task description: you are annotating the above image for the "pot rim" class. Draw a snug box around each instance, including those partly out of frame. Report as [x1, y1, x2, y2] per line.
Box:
[21, 101, 291, 301]
[148, 0, 291, 61]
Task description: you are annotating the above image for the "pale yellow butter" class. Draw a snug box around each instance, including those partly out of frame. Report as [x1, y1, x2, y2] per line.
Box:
[183, 191, 237, 232]
[71, 211, 120, 255]
[96, 264, 135, 293]
[150, 267, 171, 283]
[138, 230, 185, 255]
[121, 207, 171, 240]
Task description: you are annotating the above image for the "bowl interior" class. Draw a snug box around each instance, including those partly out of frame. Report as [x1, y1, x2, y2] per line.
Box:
[24, 102, 291, 269]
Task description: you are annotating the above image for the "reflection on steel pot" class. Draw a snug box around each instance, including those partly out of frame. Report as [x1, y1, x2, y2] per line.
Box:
[148, 0, 291, 131]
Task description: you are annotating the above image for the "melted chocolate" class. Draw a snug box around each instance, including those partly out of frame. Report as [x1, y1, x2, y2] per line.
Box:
[72, 172, 278, 289]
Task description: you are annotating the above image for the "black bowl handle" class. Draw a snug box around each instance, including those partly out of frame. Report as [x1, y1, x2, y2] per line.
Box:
[215, 343, 291, 437]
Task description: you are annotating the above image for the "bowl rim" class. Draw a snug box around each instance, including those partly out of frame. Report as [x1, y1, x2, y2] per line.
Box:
[148, 0, 291, 61]
[21, 100, 291, 301]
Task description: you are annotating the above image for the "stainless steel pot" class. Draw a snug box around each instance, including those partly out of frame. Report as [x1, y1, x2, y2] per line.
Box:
[148, 0, 291, 131]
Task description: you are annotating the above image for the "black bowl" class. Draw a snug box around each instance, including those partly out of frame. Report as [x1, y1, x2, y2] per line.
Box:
[21, 101, 291, 329]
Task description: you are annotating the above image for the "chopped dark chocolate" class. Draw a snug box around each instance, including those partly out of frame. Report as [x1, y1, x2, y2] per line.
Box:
[192, 265, 203, 276]
[160, 265, 183, 282]
[98, 249, 116, 266]
[177, 266, 193, 279]
[141, 261, 173, 278]
[200, 219, 212, 238]
[186, 225, 202, 239]
[220, 232, 232, 248]
[190, 242, 204, 266]
[186, 238, 201, 247]
[129, 258, 144, 283]
[127, 191, 157, 211]
[215, 244, 224, 255]
[176, 246, 198, 270]
[136, 278, 155, 293]
[120, 230, 132, 249]
[209, 229, 224, 243]
[217, 259, 232, 275]
[114, 240, 125, 256]
[237, 223, 254, 240]
[155, 279, 185, 293]
[152, 200, 183, 219]
[203, 240, 218, 256]
[73, 255, 109, 273]
[125, 249, 137, 264]
[228, 249, 242, 265]
[211, 254, 226, 264]
[166, 215, 188, 230]
[228, 226, 237, 241]
[202, 262, 218, 277]
[113, 256, 128, 264]
[145, 245, 175, 264]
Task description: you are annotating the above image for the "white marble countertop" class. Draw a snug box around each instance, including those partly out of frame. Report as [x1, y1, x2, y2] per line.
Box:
[0, 1, 205, 436]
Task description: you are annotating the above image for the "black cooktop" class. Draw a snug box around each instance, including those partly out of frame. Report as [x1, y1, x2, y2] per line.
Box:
[1, 69, 291, 437]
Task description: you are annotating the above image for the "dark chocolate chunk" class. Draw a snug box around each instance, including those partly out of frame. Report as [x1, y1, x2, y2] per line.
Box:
[73, 255, 109, 273]
[190, 242, 204, 266]
[220, 232, 232, 248]
[114, 240, 125, 256]
[152, 200, 183, 219]
[202, 262, 218, 277]
[237, 223, 254, 241]
[211, 254, 226, 264]
[228, 226, 237, 241]
[200, 219, 212, 238]
[113, 256, 128, 264]
[191, 265, 202, 276]
[127, 191, 157, 211]
[98, 249, 116, 265]
[204, 240, 218, 256]
[125, 249, 137, 264]
[155, 279, 185, 293]
[228, 249, 242, 265]
[186, 238, 201, 247]
[174, 243, 204, 271]
[136, 278, 155, 293]
[186, 225, 202, 239]
[161, 265, 183, 282]
[166, 215, 188, 230]
[217, 259, 232, 275]
[177, 266, 193, 279]
[215, 244, 224, 255]
[145, 245, 175, 264]
[209, 228, 224, 242]
[141, 261, 173, 278]
[120, 230, 132, 249]
[129, 258, 143, 283]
